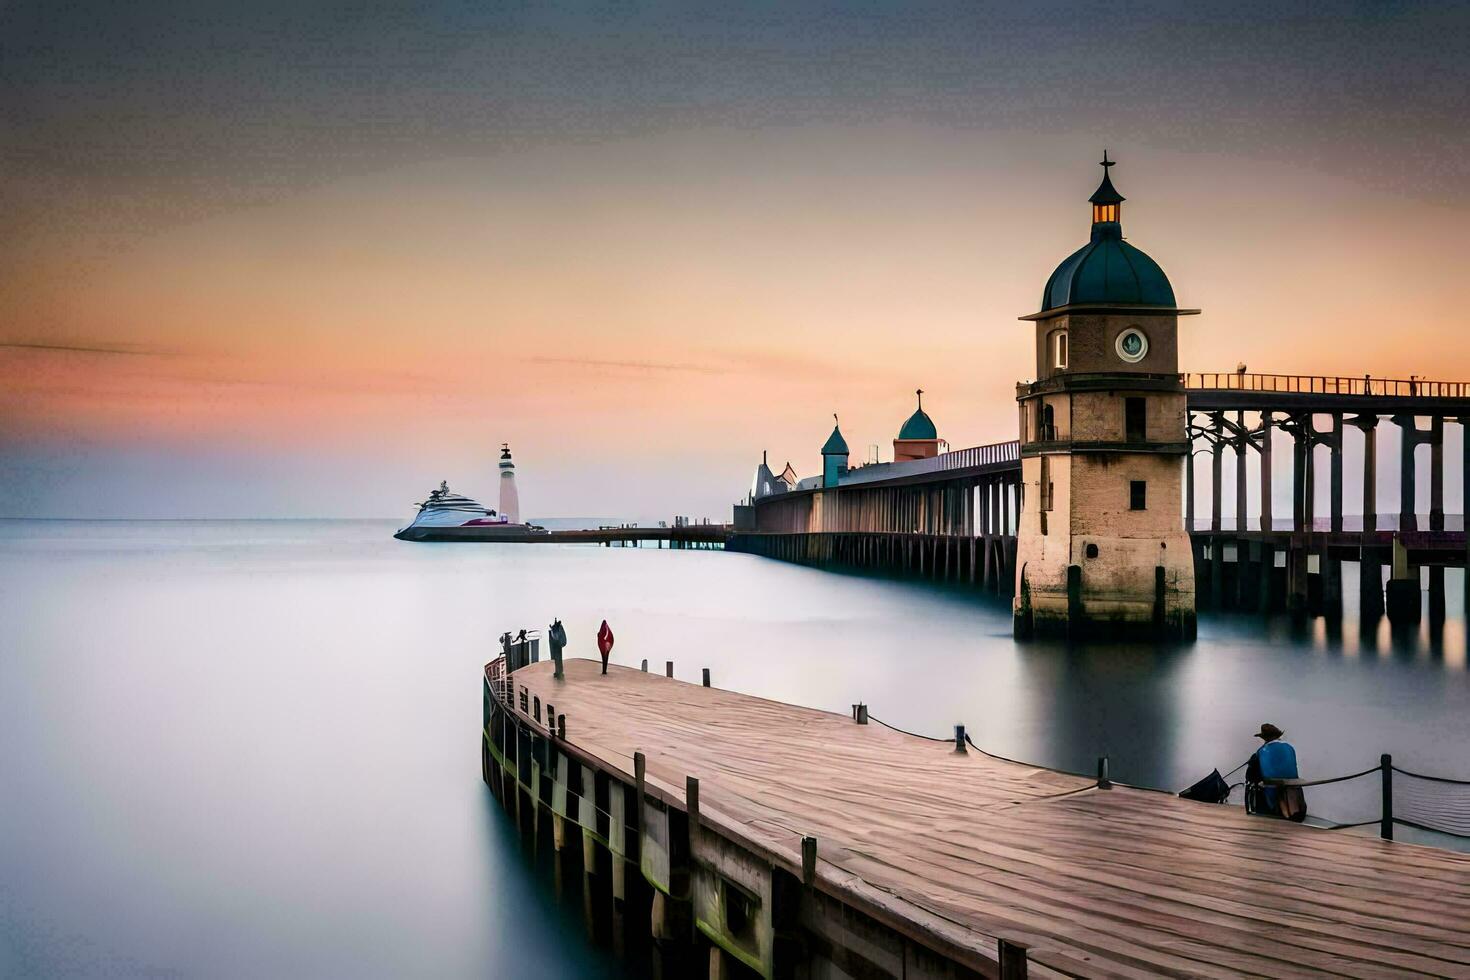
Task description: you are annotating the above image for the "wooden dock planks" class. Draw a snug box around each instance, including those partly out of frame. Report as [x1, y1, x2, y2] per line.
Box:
[511, 659, 1470, 978]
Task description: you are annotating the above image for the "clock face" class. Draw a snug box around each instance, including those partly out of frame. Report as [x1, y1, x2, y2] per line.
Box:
[1116, 328, 1148, 363]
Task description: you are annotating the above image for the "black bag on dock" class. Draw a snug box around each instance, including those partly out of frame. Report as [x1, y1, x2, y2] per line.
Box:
[1179, 769, 1232, 804]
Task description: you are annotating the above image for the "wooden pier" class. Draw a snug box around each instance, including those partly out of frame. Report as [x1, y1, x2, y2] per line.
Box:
[399, 523, 731, 546]
[484, 657, 1470, 979]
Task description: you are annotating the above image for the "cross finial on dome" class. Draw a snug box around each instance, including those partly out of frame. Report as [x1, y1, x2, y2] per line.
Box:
[1101, 149, 1115, 170]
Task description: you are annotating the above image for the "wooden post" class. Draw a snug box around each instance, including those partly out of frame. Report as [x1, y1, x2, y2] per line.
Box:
[1259, 411, 1273, 532]
[801, 836, 817, 886]
[1097, 756, 1111, 789]
[665, 661, 674, 678]
[998, 940, 1030, 980]
[1380, 754, 1394, 841]
[686, 775, 700, 839]
[954, 724, 967, 753]
[641, 659, 648, 672]
[702, 668, 710, 688]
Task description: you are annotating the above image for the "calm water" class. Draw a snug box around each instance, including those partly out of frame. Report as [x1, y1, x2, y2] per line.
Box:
[3, 520, 1468, 977]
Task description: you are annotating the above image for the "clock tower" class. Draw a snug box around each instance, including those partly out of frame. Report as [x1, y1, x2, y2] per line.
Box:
[1013, 154, 1197, 639]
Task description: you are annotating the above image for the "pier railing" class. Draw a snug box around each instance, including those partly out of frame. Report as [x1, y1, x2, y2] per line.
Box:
[839, 439, 1020, 487]
[1228, 754, 1470, 842]
[873, 707, 1470, 846]
[1183, 372, 1470, 398]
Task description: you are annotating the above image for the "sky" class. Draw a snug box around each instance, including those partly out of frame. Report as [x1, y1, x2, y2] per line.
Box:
[2, 1, 1468, 519]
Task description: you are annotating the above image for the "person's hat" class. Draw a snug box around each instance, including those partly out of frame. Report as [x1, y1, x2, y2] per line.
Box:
[1254, 723, 1284, 741]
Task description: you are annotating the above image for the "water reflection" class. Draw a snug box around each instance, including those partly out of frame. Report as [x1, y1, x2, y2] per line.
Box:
[2, 520, 1468, 977]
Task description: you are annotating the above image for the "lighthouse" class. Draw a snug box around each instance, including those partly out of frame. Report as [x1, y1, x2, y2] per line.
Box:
[498, 443, 520, 524]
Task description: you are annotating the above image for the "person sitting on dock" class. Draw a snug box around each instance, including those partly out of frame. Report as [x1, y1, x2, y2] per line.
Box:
[1245, 723, 1305, 820]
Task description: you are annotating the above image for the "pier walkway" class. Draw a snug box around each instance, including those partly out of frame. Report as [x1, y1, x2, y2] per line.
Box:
[496, 658, 1470, 978]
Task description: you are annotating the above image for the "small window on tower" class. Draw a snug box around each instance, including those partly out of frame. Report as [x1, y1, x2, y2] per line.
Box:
[1125, 398, 1146, 442]
[1130, 480, 1147, 511]
[1054, 331, 1068, 369]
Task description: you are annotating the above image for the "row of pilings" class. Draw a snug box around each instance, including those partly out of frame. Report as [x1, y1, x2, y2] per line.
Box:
[1191, 532, 1458, 626]
[726, 531, 1018, 599]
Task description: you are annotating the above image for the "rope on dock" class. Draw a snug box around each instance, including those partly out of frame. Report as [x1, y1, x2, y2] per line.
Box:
[868, 714, 949, 743]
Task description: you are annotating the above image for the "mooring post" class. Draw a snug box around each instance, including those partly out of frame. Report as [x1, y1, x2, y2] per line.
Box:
[998, 939, 1030, 979]
[702, 668, 710, 688]
[954, 724, 967, 753]
[856, 703, 868, 725]
[1380, 753, 1394, 841]
[801, 836, 817, 886]
[686, 775, 701, 841]
[1097, 756, 1111, 789]
[641, 659, 648, 672]
[665, 661, 674, 678]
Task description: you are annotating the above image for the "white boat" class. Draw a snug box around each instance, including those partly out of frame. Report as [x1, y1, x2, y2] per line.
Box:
[395, 445, 547, 541]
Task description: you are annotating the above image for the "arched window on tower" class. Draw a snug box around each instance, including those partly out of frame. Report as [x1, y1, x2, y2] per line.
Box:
[1053, 330, 1069, 369]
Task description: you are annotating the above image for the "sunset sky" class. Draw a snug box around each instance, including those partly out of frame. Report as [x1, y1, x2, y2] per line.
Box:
[3, 1, 1468, 519]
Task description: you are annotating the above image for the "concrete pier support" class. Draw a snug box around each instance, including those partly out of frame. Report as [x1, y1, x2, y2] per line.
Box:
[1395, 415, 1419, 532]
[1259, 411, 1273, 532]
[1430, 416, 1445, 532]
[1386, 535, 1422, 626]
[1330, 413, 1344, 534]
[1211, 414, 1223, 532]
[1235, 410, 1248, 533]
[1360, 560, 1385, 620]
[1353, 416, 1378, 534]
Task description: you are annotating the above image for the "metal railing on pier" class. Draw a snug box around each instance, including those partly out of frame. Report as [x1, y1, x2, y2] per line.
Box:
[839, 439, 1020, 487]
[1183, 372, 1470, 398]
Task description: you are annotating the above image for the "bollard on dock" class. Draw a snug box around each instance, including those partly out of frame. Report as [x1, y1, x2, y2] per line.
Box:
[801, 836, 817, 885]
[665, 661, 674, 678]
[702, 668, 710, 687]
[955, 724, 967, 753]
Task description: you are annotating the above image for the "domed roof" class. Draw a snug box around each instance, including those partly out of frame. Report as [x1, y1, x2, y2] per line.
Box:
[1039, 154, 1176, 313]
[897, 389, 937, 440]
[1041, 231, 1175, 312]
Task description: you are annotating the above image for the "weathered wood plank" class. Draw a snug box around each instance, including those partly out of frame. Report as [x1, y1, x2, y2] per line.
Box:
[510, 659, 1470, 978]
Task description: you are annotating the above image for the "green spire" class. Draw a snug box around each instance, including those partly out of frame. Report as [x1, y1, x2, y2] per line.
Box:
[821, 414, 849, 455]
